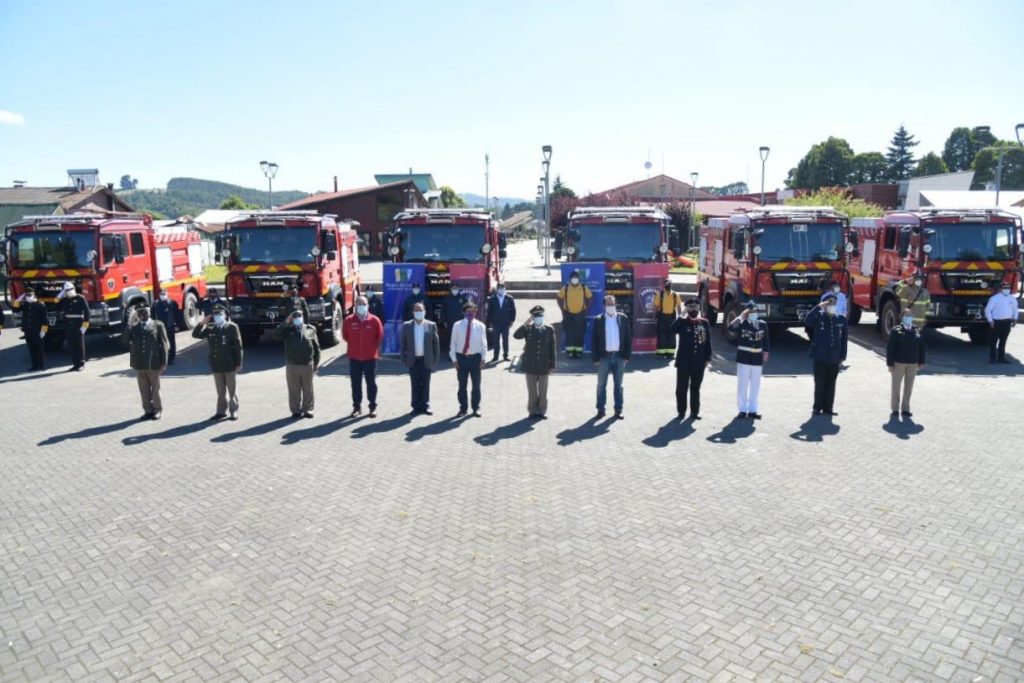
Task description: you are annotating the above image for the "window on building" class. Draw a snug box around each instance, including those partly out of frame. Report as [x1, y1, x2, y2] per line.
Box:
[129, 232, 145, 256]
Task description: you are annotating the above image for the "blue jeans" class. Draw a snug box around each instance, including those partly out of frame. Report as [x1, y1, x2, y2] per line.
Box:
[596, 355, 625, 412]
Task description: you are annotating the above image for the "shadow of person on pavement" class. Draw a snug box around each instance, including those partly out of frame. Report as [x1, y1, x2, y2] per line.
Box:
[881, 414, 925, 440]
[642, 417, 697, 448]
[474, 417, 536, 446]
[555, 416, 615, 446]
[706, 416, 756, 444]
[350, 412, 416, 439]
[0, 368, 74, 385]
[789, 416, 841, 442]
[38, 418, 140, 446]
[280, 416, 360, 445]
[404, 415, 471, 442]
[209, 416, 296, 443]
[122, 419, 219, 446]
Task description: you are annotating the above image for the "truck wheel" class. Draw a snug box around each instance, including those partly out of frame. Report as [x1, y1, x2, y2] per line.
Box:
[967, 325, 989, 345]
[880, 300, 900, 340]
[701, 289, 718, 325]
[43, 330, 65, 352]
[241, 326, 262, 347]
[181, 292, 201, 330]
[847, 305, 862, 326]
[319, 304, 343, 347]
[722, 299, 740, 345]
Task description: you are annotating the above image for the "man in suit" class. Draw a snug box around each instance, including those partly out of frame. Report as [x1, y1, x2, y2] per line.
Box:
[440, 284, 468, 354]
[486, 283, 516, 362]
[152, 290, 180, 365]
[200, 287, 226, 317]
[399, 301, 441, 415]
[449, 300, 489, 417]
[591, 295, 632, 419]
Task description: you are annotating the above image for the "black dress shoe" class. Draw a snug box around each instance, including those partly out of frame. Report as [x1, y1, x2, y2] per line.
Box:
[291, 413, 302, 419]
[828, 411, 839, 416]
[457, 409, 468, 417]
[140, 413, 153, 421]
[302, 412, 314, 419]
[539, 415, 548, 420]
[999, 358, 1011, 364]
[901, 411, 913, 418]
[890, 410, 899, 417]
[596, 410, 606, 419]
[472, 410, 481, 418]
[749, 413, 762, 420]
[691, 414, 701, 420]
[737, 412, 747, 419]
[614, 412, 624, 420]
[229, 413, 238, 421]
[368, 410, 377, 418]
[210, 414, 226, 421]
[350, 408, 362, 417]
[151, 412, 161, 421]
[813, 409, 823, 416]
[678, 413, 687, 420]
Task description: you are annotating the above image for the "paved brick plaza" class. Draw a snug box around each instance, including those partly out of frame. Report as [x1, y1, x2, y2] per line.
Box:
[2, 304, 1023, 681]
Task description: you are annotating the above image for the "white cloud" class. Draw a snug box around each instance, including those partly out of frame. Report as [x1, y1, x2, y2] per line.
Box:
[0, 110, 25, 125]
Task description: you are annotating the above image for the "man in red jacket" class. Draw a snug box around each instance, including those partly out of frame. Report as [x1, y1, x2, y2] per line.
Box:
[342, 295, 384, 418]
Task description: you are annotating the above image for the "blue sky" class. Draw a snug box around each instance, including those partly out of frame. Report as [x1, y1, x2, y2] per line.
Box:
[1, 0, 1022, 201]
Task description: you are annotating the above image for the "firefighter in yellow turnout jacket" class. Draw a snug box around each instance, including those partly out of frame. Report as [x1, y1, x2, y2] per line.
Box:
[654, 278, 681, 357]
[557, 270, 592, 359]
[894, 273, 931, 330]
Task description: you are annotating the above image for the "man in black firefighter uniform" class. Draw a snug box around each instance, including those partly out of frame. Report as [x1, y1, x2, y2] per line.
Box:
[152, 291, 180, 365]
[201, 287, 226, 317]
[440, 284, 468, 353]
[366, 287, 385, 320]
[486, 283, 516, 362]
[403, 284, 428, 322]
[15, 288, 49, 371]
[671, 297, 713, 420]
[654, 278, 680, 358]
[57, 282, 89, 371]
[278, 284, 310, 322]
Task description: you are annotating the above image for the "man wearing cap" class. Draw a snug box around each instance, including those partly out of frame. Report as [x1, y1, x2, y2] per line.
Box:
[191, 305, 243, 420]
[592, 295, 631, 419]
[449, 300, 488, 417]
[895, 273, 930, 331]
[514, 304, 557, 419]
[805, 295, 848, 416]
[342, 295, 384, 418]
[366, 287, 385, 320]
[671, 297, 713, 420]
[654, 279, 681, 358]
[153, 290, 181, 365]
[271, 309, 321, 419]
[399, 301, 440, 415]
[886, 308, 925, 417]
[121, 303, 170, 420]
[820, 281, 848, 317]
[14, 288, 48, 371]
[200, 287, 226, 317]
[558, 270, 592, 358]
[985, 282, 1018, 364]
[403, 283, 428, 323]
[278, 284, 310, 322]
[57, 282, 89, 371]
[440, 284, 469, 353]
[728, 302, 770, 419]
[486, 283, 516, 362]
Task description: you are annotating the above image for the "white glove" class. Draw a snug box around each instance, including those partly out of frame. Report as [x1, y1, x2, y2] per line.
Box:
[80, 327, 87, 335]
[39, 331, 45, 338]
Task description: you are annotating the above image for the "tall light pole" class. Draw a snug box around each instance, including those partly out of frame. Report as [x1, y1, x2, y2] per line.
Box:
[542, 144, 553, 274]
[260, 160, 279, 209]
[1016, 123, 1024, 146]
[484, 153, 490, 215]
[689, 171, 699, 247]
[759, 146, 770, 206]
[536, 184, 544, 253]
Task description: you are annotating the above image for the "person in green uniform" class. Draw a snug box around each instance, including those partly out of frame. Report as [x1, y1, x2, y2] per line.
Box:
[121, 303, 169, 420]
[513, 304, 557, 419]
[271, 309, 321, 419]
[191, 304, 244, 420]
[894, 272, 931, 330]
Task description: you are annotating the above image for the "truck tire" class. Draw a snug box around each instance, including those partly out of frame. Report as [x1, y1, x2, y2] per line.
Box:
[241, 326, 262, 348]
[967, 325, 989, 345]
[701, 289, 718, 325]
[880, 299, 900, 340]
[43, 330, 65, 352]
[722, 299, 741, 345]
[181, 292, 201, 330]
[319, 304, 343, 347]
[847, 304, 862, 326]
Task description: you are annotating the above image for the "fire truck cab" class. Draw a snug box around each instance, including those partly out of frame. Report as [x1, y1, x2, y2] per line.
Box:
[4, 213, 207, 349]
[219, 211, 361, 347]
[697, 206, 852, 343]
[848, 208, 1022, 342]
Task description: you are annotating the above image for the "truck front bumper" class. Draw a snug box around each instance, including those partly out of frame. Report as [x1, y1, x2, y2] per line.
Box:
[228, 297, 329, 328]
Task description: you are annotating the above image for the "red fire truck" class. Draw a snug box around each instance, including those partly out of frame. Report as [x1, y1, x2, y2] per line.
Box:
[219, 211, 361, 346]
[557, 206, 671, 318]
[848, 208, 1022, 342]
[697, 206, 852, 342]
[4, 213, 208, 349]
[386, 208, 506, 319]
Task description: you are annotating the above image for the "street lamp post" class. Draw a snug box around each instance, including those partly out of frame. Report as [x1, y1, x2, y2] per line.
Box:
[542, 145, 552, 274]
[259, 160, 279, 209]
[536, 184, 544, 253]
[689, 171, 699, 247]
[759, 146, 770, 206]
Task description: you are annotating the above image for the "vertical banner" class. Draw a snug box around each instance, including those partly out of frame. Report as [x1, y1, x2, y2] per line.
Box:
[449, 264, 488, 323]
[632, 263, 670, 353]
[382, 263, 425, 354]
[559, 262, 605, 352]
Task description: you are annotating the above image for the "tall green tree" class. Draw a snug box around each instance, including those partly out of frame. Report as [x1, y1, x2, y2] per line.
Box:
[885, 125, 920, 180]
[970, 142, 1024, 192]
[912, 152, 949, 177]
[500, 202, 513, 219]
[785, 137, 854, 190]
[220, 194, 260, 210]
[551, 175, 576, 200]
[439, 186, 466, 208]
[941, 126, 994, 172]
[848, 152, 888, 183]
[786, 187, 885, 219]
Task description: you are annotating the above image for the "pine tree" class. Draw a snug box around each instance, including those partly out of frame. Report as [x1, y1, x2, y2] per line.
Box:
[885, 125, 920, 181]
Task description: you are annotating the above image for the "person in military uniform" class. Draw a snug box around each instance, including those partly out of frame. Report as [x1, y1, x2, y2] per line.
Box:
[886, 308, 925, 417]
[671, 297, 712, 420]
[558, 270, 592, 358]
[121, 303, 170, 420]
[271, 309, 321, 419]
[56, 281, 89, 371]
[14, 288, 49, 371]
[728, 301, 770, 419]
[403, 283, 428, 322]
[278, 284, 310, 322]
[192, 305, 244, 420]
[654, 278, 681, 358]
[440, 284, 468, 353]
[366, 286, 385, 320]
[513, 304, 557, 419]
[806, 295, 848, 417]
[894, 272, 931, 331]
[152, 291, 180, 365]
[200, 287, 226, 317]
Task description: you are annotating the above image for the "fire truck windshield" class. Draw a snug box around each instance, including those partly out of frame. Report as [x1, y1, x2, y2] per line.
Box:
[399, 224, 486, 262]
[925, 223, 1015, 261]
[231, 227, 317, 263]
[755, 223, 843, 262]
[574, 223, 661, 261]
[10, 231, 95, 268]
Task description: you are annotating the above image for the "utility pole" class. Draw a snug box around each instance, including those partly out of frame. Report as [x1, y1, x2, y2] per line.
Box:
[485, 154, 490, 214]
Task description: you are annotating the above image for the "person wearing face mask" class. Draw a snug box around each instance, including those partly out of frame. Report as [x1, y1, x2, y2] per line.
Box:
[671, 297, 713, 420]
[366, 287, 385, 320]
[440, 284, 468, 353]
[192, 305, 243, 420]
[513, 304, 557, 419]
[894, 272, 931, 331]
[152, 290, 180, 365]
[819, 281, 848, 318]
[984, 282, 1019, 364]
[399, 302, 440, 415]
[486, 283, 517, 362]
[15, 287, 49, 371]
[557, 270, 592, 359]
[121, 303, 170, 420]
[591, 295, 632, 419]
[449, 300, 488, 417]
[403, 283, 428, 323]
[886, 308, 926, 417]
[271, 310, 321, 419]
[728, 301, 770, 419]
[278, 284, 310, 323]
[654, 279, 681, 358]
[805, 295, 848, 417]
[200, 287, 225, 317]
[57, 281, 89, 371]
[342, 295, 384, 417]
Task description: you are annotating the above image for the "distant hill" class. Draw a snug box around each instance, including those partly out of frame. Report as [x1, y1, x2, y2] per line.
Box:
[119, 177, 308, 218]
[462, 193, 531, 209]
